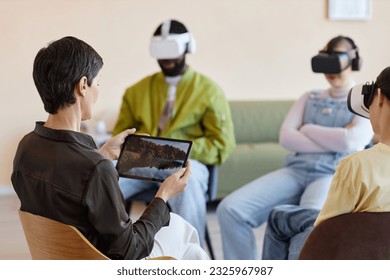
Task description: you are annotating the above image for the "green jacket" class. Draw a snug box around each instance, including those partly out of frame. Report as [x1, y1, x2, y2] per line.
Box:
[113, 67, 236, 165]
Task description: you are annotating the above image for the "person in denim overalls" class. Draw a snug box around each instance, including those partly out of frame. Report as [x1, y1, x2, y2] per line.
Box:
[217, 36, 374, 260]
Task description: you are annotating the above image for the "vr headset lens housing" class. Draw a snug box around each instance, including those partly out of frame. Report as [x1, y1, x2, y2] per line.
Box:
[150, 33, 192, 59]
[347, 82, 376, 119]
[311, 51, 351, 74]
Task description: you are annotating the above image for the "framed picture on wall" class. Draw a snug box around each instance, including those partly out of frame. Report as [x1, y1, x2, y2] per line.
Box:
[328, 0, 371, 21]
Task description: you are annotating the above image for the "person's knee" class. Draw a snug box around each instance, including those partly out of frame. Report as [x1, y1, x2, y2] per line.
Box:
[268, 205, 319, 237]
[171, 213, 200, 236]
[187, 160, 209, 193]
[170, 212, 193, 229]
[268, 205, 297, 224]
[267, 205, 303, 238]
[216, 197, 234, 219]
[267, 208, 286, 233]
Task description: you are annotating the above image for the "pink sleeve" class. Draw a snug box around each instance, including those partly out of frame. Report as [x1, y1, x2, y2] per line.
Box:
[300, 116, 373, 152]
[279, 92, 328, 153]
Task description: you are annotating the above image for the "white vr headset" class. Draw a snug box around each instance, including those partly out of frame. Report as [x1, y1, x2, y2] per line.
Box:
[150, 33, 195, 59]
[347, 82, 376, 119]
[149, 20, 196, 59]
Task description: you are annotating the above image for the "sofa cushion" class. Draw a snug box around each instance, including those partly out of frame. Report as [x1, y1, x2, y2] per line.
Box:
[217, 142, 290, 198]
[230, 101, 294, 144]
[215, 100, 293, 198]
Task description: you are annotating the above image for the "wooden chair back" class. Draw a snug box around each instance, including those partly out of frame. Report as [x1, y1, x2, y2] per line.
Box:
[18, 210, 109, 260]
[299, 212, 390, 260]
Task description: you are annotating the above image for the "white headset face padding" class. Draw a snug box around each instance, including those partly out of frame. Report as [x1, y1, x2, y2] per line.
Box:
[347, 82, 376, 119]
[149, 20, 196, 59]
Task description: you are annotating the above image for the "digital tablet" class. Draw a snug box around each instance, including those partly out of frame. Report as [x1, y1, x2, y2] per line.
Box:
[116, 134, 192, 182]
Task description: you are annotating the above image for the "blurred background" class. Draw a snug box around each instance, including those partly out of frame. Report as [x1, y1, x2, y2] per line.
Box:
[1, 0, 388, 189]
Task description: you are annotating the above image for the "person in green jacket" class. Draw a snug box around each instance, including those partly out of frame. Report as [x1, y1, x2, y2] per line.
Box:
[113, 19, 236, 246]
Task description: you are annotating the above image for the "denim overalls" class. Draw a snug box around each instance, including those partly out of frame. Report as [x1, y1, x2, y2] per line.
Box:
[285, 91, 355, 174]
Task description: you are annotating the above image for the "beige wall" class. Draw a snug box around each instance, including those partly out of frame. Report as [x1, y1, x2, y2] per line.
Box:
[1, 0, 390, 187]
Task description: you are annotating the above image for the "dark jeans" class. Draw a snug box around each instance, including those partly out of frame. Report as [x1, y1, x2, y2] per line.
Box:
[262, 205, 320, 260]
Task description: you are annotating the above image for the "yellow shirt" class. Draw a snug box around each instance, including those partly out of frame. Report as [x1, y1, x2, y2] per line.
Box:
[315, 142, 390, 226]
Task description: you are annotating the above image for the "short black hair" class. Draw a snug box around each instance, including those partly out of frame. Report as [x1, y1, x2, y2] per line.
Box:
[33, 36, 103, 114]
[376, 66, 390, 101]
[153, 19, 188, 36]
[325, 35, 356, 53]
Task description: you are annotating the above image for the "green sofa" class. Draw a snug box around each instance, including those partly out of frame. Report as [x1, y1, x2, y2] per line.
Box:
[216, 100, 294, 199]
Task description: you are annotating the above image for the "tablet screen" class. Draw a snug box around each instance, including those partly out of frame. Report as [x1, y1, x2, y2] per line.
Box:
[116, 135, 192, 182]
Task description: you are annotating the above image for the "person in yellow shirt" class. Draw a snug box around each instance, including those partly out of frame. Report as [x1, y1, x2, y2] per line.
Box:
[315, 66, 390, 225]
[262, 66, 390, 259]
[113, 19, 236, 247]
